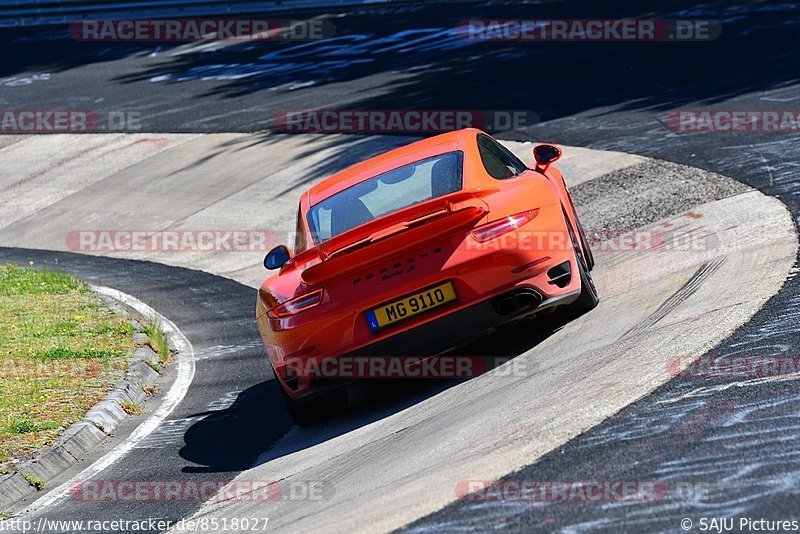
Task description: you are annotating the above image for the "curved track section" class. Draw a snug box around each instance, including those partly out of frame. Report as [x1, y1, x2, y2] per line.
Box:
[174, 179, 796, 533]
[0, 134, 795, 532]
[1, 2, 799, 531]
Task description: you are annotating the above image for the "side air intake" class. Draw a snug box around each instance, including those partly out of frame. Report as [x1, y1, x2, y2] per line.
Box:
[547, 261, 572, 288]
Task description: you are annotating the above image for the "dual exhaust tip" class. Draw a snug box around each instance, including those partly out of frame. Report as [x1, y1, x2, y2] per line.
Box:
[492, 260, 572, 316]
[492, 288, 543, 316]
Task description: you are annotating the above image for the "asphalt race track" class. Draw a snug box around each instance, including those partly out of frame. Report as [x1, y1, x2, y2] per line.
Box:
[1, 1, 800, 532]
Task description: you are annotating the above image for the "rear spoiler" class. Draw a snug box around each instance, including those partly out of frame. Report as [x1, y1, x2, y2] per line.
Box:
[293, 190, 489, 286]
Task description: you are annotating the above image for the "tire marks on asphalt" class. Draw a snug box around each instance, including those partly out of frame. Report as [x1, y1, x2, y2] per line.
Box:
[622, 257, 726, 340]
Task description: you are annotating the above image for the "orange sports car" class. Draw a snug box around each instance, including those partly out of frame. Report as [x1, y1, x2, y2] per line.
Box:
[257, 128, 597, 424]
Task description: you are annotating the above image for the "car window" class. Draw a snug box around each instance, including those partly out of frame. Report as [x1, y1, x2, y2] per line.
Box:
[477, 134, 527, 179]
[307, 151, 463, 244]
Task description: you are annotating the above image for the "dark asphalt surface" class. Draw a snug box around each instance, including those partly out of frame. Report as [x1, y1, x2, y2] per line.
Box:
[2, 0, 800, 532]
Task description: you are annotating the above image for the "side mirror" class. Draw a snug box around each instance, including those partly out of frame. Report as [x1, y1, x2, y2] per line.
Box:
[264, 245, 292, 270]
[533, 144, 562, 168]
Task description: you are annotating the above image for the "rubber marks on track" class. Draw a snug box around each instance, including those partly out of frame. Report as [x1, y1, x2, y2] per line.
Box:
[622, 257, 726, 339]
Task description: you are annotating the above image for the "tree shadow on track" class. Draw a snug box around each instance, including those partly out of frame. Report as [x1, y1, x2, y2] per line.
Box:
[110, 1, 800, 128]
[4, 1, 800, 133]
[104, 0, 800, 112]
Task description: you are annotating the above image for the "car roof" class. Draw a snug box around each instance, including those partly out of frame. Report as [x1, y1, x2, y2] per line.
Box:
[305, 128, 480, 207]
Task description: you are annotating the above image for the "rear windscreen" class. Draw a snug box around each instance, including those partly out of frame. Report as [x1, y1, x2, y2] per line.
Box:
[307, 151, 463, 244]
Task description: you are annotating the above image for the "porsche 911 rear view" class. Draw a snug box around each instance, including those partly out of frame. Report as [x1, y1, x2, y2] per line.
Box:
[256, 128, 598, 425]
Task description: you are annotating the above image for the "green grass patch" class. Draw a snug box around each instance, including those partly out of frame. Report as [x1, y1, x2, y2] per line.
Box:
[120, 402, 143, 416]
[9, 421, 40, 434]
[0, 263, 134, 470]
[143, 323, 170, 364]
[20, 470, 45, 491]
[0, 263, 84, 296]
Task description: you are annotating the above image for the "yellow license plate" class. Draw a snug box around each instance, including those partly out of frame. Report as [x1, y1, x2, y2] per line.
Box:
[366, 282, 457, 331]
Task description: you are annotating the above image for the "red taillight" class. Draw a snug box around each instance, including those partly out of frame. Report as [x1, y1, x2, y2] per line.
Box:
[268, 289, 323, 318]
[470, 209, 540, 243]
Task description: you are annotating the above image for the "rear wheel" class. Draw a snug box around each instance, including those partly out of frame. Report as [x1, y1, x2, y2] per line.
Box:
[576, 216, 595, 271]
[568, 196, 595, 271]
[566, 221, 599, 317]
[571, 251, 599, 314]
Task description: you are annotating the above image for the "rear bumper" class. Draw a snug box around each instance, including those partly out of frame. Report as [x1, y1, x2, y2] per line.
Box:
[260, 206, 585, 401]
[285, 286, 579, 402]
[351, 287, 578, 357]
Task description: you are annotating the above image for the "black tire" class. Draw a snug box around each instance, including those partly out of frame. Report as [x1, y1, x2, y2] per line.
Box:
[565, 220, 599, 317]
[278, 381, 348, 426]
[576, 216, 595, 272]
[571, 252, 600, 314]
[568, 195, 595, 271]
